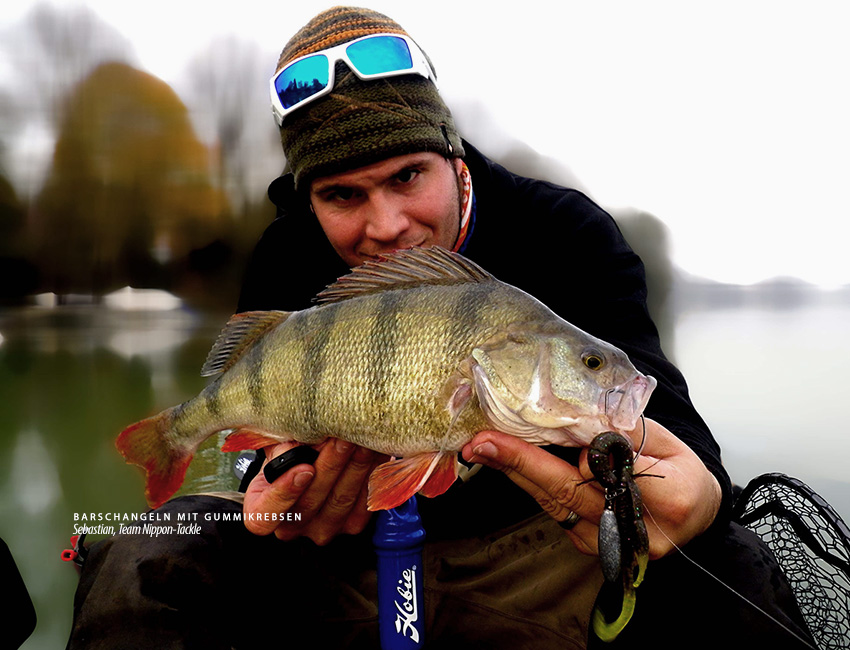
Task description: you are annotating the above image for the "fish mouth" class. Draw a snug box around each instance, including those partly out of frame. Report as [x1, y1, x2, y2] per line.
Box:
[601, 374, 657, 433]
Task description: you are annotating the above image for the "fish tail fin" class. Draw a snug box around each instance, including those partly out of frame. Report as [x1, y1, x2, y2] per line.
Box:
[116, 407, 191, 509]
[367, 451, 458, 511]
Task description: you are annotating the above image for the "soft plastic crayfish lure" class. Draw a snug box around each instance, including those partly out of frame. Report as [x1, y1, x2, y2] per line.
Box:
[588, 431, 651, 642]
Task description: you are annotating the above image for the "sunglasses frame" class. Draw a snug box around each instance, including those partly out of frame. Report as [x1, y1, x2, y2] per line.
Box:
[269, 33, 437, 126]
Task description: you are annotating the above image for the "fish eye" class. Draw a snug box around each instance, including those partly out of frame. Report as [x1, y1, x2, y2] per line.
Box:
[582, 350, 605, 371]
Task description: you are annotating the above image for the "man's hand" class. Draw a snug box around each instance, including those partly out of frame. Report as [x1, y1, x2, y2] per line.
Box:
[243, 439, 387, 545]
[460, 419, 722, 559]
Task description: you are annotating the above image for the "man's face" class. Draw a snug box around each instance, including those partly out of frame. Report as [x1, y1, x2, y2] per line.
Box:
[309, 152, 463, 268]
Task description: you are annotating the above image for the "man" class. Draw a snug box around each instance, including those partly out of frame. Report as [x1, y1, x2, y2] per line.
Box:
[66, 7, 813, 649]
[232, 6, 813, 647]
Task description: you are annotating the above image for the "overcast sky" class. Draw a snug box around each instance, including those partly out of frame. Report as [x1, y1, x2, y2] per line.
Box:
[5, 0, 850, 287]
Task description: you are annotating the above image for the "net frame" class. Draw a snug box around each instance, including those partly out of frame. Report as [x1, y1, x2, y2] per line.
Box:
[732, 473, 850, 650]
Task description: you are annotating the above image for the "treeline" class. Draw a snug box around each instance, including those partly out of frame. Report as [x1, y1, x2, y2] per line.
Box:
[0, 4, 281, 311]
[2, 60, 278, 310]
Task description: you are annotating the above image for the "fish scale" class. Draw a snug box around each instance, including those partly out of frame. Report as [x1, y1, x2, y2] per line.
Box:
[116, 247, 656, 511]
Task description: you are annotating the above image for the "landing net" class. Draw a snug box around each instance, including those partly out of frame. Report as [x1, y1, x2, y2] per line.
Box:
[732, 473, 850, 650]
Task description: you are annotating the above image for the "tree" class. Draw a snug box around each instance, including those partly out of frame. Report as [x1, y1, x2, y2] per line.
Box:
[0, 172, 39, 302]
[180, 34, 283, 213]
[34, 62, 228, 297]
[0, 3, 136, 196]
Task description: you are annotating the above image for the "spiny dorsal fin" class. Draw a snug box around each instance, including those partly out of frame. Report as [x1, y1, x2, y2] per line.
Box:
[200, 310, 291, 377]
[315, 247, 493, 304]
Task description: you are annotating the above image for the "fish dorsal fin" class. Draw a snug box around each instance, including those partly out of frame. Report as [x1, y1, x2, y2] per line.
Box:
[315, 247, 493, 304]
[200, 310, 291, 377]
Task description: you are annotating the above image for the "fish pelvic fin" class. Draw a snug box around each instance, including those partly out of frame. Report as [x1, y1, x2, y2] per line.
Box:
[417, 452, 461, 499]
[367, 451, 459, 511]
[314, 247, 493, 304]
[116, 407, 191, 510]
[201, 311, 291, 377]
[220, 429, 285, 452]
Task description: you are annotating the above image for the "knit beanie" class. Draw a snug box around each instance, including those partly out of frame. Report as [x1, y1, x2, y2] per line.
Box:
[275, 6, 465, 188]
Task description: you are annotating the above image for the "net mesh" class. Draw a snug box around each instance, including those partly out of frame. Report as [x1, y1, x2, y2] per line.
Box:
[732, 473, 850, 650]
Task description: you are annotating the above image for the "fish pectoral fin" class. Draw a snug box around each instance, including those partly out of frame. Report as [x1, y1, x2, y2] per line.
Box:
[367, 451, 458, 511]
[220, 428, 284, 452]
[436, 365, 475, 422]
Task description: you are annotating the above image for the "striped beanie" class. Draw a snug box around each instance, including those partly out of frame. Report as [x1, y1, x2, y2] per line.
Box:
[275, 6, 464, 188]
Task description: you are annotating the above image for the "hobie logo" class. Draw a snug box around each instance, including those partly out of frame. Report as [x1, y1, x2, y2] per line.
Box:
[394, 565, 419, 643]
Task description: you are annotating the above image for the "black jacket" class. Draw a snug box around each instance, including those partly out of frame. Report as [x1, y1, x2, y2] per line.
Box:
[237, 141, 731, 538]
[66, 145, 811, 650]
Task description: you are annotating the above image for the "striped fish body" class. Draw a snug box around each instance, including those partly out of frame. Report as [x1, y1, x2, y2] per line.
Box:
[177, 281, 509, 455]
[117, 248, 655, 510]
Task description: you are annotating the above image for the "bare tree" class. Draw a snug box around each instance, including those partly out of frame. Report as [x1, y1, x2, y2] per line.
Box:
[0, 3, 136, 195]
[4, 3, 135, 124]
[180, 35, 282, 213]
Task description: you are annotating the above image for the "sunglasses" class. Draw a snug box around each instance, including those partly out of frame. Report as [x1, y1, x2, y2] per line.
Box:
[269, 33, 437, 126]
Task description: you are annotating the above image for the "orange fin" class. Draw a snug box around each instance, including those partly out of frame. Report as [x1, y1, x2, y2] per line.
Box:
[417, 452, 460, 498]
[367, 451, 458, 511]
[116, 407, 192, 509]
[221, 429, 284, 452]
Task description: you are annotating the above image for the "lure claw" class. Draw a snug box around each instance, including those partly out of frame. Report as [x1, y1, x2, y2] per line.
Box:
[587, 431, 649, 642]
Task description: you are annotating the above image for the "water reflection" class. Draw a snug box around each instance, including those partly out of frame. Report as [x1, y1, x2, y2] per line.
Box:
[0, 302, 231, 650]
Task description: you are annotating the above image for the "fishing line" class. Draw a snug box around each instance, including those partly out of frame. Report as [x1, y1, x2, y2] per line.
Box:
[633, 414, 647, 463]
[642, 505, 817, 650]
[626, 424, 814, 646]
[602, 390, 646, 461]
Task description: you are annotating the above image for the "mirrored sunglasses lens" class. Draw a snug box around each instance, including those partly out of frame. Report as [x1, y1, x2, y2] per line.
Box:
[346, 35, 413, 75]
[275, 54, 329, 110]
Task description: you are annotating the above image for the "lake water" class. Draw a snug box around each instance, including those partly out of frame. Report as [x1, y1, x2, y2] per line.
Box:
[673, 297, 850, 522]
[0, 304, 230, 650]
[1, 294, 848, 648]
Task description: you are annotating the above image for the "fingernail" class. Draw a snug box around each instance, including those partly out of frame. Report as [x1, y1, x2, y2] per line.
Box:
[293, 471, 314, 488]
[472, 442, 498, 459]
[335, 439, 353, 454]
